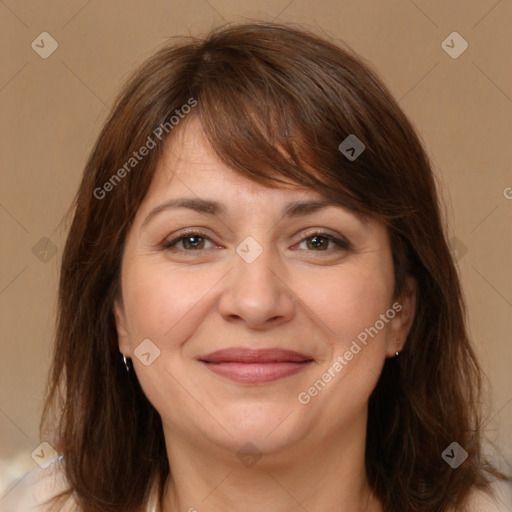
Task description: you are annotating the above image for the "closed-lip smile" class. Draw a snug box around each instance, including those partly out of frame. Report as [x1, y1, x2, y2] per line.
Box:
[197, 347, 314, 384]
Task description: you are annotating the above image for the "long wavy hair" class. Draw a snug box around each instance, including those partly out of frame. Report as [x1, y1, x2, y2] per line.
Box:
[40, 21, 504, 511]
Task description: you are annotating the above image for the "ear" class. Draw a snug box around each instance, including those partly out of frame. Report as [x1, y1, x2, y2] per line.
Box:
[113, 298, 131, 356]
[385, 274, 417, 358]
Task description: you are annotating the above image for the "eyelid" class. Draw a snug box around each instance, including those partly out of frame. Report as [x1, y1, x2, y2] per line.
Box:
[161, 228, 216, 250]
[297, 228, 351, 249]
[161, 227, 351, 253]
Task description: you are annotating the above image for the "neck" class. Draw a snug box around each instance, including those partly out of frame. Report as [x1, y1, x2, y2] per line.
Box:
[158, 414, 382, 512]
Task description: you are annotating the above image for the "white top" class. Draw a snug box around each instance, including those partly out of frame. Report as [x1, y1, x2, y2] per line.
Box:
[1, 456, 511, 511]
[0, 456, 158, 512]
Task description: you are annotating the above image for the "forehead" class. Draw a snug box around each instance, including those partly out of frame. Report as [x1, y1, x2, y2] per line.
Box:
[129, 117, 383, 247]
[144, 116, 327, 206]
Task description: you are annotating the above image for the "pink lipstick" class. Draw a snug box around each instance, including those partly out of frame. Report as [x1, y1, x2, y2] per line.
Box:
[198, 347, 314, 384]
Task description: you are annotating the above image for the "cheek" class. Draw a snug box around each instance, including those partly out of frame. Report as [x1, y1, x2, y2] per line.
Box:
[121, 258, 219, 347]
[294, 268, 393, 422]
[119, 260, 216, 422]
[298, 260, 394, 348]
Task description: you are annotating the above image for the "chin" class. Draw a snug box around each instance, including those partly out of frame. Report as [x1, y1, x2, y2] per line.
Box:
[210, 402, 306, 455]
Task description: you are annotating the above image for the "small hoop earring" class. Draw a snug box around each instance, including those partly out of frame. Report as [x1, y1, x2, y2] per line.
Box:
[122, 355, 131, 373]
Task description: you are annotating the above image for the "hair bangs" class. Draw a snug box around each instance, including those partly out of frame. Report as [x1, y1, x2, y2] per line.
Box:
[189, 52, 373, 218]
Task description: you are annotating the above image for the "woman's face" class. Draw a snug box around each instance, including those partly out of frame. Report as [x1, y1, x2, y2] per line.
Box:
[114, 117, 415, 459]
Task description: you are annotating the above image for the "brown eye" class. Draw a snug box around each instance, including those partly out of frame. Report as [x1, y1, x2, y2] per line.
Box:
[180, 234, 206, 250]
[297, 232, 350, 252]
[162, 231, 214, 251]
[306, 235, 330, 251]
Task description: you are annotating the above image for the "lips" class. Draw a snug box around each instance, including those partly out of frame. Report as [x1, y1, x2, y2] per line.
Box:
[198, 347, 314, 384]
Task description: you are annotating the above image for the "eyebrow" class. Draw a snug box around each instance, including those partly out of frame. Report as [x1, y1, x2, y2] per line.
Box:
[141, 197, 358, 228]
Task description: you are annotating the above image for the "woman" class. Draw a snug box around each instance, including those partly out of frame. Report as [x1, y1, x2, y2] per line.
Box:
[1, 21, 510, 512]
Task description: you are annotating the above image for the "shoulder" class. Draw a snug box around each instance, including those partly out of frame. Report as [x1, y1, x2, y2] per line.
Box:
[0, 458, 159, 512]
[462, 478, 512, 512]
[0, 456, 77, 512]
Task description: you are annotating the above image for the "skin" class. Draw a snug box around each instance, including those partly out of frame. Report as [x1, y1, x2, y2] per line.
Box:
[114, 116, 417, 512]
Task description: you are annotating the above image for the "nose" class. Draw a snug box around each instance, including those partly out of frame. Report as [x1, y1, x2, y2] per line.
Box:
[216, 241, 296, 330]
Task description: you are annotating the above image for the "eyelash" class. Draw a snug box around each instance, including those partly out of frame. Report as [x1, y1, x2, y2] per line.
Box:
[161, 229, 351, 254]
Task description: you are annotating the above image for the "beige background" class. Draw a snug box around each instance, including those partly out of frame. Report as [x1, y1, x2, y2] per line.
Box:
[1, 0, 511, 495]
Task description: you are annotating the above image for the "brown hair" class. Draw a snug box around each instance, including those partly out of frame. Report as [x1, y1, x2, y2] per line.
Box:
[40, 21, 504, 511]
